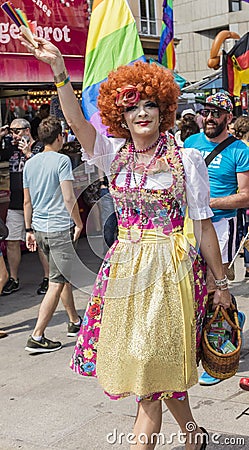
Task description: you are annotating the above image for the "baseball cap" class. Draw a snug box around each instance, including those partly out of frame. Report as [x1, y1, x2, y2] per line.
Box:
[181, 108, 196, 118]
[200, 92, 233, 113]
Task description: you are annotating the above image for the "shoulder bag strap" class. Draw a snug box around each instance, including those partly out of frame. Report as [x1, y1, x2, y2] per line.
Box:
[205, 135, 237, 167]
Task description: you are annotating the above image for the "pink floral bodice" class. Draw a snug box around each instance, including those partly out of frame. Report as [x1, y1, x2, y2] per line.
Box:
[109, 135, 186, 235]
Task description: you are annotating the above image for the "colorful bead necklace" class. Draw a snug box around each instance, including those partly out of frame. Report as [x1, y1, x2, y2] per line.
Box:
[129, 134, 161, 153]
[123, 133, 167, 243]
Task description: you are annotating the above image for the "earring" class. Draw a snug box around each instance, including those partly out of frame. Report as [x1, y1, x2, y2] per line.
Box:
[121, 122, 129, 130]
[159, 115, 163, 124]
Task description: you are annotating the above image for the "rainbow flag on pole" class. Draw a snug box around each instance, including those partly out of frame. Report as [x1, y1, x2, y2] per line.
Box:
[82, 0, 145, 133]
[158, 0, 175, 70]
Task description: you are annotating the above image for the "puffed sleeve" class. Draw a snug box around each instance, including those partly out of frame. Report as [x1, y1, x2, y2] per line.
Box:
[181, 148, 213, 220]
[80, 131, 126, 177]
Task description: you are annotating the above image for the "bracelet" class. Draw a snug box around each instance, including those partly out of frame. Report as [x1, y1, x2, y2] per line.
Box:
[219, 286, 229, 291]
[55, 76, 70, 88]
[214, 275, 228, 287]
[54, 69, 68, 84]
[25, 227, 33, 232]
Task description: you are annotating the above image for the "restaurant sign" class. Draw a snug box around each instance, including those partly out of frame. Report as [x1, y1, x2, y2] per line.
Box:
[0, 0, 89, 83]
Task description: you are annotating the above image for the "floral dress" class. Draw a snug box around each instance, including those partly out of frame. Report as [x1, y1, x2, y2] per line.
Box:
[70, 133, 211, 402]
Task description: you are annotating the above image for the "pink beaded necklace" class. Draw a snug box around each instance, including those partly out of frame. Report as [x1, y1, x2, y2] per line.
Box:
[129, 134, 161, 153]
[123, 133, 167, 243]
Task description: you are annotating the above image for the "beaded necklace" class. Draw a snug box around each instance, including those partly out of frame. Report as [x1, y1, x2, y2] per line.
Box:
[123, 133, 167, 243]
[129, 134, 161, 154]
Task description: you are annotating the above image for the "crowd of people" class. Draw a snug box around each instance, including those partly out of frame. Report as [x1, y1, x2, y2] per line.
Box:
[0, 29, 249, 449]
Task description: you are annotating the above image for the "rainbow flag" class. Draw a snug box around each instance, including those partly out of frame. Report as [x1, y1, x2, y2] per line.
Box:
[158, 0, 175, 70]
[82, 0, 145, 133]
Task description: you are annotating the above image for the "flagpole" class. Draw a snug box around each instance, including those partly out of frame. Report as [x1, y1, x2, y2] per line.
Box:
[228, 232, 249, 269]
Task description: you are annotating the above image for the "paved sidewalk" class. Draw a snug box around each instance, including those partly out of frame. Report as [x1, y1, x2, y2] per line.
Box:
[0, 238, 249, 449]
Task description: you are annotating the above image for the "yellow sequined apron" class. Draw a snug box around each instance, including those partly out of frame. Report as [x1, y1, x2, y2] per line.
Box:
[96, 226, 198, 397]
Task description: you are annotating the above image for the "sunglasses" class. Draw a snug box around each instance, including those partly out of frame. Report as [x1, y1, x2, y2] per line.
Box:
[200, 109, 226, 119]
[9, 127, 28, 134]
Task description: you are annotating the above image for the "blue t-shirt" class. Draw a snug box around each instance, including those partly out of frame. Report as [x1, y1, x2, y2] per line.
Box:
[184, 133, 249, 221]
[23, 151, 74, 232]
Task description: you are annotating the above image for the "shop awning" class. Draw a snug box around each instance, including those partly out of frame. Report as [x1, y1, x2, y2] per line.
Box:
[181, 70, 223, 93]
[0, 53, 84, 85]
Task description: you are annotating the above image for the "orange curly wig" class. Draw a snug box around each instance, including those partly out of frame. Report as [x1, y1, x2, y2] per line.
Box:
[98, 61, 180, 138]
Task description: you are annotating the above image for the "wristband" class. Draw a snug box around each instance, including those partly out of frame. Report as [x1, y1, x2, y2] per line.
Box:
[54, 70, 68, 84]
[55, 76, 70, 88]
[25, 228, 33, 232]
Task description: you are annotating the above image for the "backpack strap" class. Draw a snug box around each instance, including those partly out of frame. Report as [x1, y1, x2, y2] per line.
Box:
[205, 135, 237, 167]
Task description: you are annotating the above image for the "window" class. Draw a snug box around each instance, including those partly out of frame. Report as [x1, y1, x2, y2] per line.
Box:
[140, 0, 157, 36]
[229, 0, 241, 12]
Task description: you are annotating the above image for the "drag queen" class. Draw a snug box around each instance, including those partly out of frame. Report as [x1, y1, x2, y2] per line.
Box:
[20, 34, 231, 450]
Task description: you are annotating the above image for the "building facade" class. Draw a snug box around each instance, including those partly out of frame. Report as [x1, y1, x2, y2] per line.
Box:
[174, 0, 249, 82]
[128, 1, 249, 83]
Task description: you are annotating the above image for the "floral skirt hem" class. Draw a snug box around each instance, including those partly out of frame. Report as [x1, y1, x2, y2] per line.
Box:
[105, 390, 187, 403]
[69, 359, 187, 403]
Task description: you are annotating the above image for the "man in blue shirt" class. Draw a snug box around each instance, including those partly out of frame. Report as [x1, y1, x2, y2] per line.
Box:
[184, 92, 249, 385]
[23, 117, 83, 353]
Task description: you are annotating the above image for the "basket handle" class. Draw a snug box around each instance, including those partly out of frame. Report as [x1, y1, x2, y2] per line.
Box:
[204, 304, 221, 329]
[220, 305, 240, 331]
[204, 303, 240, 332]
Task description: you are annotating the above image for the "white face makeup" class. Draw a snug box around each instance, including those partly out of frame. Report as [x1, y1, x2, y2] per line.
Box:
[123, 99, 160, 140]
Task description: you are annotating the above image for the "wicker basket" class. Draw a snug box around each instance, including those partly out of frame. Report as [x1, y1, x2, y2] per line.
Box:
[201, 301, 241, 380]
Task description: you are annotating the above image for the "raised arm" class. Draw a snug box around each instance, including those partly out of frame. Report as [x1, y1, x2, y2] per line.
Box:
[19, 35, 96, 156]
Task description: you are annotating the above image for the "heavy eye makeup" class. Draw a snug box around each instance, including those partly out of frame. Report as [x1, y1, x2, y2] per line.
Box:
[144, 101, 158, 108]
[124, 101, 158, 113]
[124, 105, 138, 112]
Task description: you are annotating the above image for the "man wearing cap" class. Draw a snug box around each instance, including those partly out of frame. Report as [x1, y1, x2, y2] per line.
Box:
[184, 92, 249, 386]
[175, 108, 197, 145]
[181, 108, 196, 121]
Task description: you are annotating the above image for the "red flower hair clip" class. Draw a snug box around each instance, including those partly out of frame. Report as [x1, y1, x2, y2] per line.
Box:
[115, 85, 140, 107]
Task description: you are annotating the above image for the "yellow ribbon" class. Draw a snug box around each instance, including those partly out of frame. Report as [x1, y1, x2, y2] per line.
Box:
[118, 226, 194, 384]
[183, 206, 197, 248]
